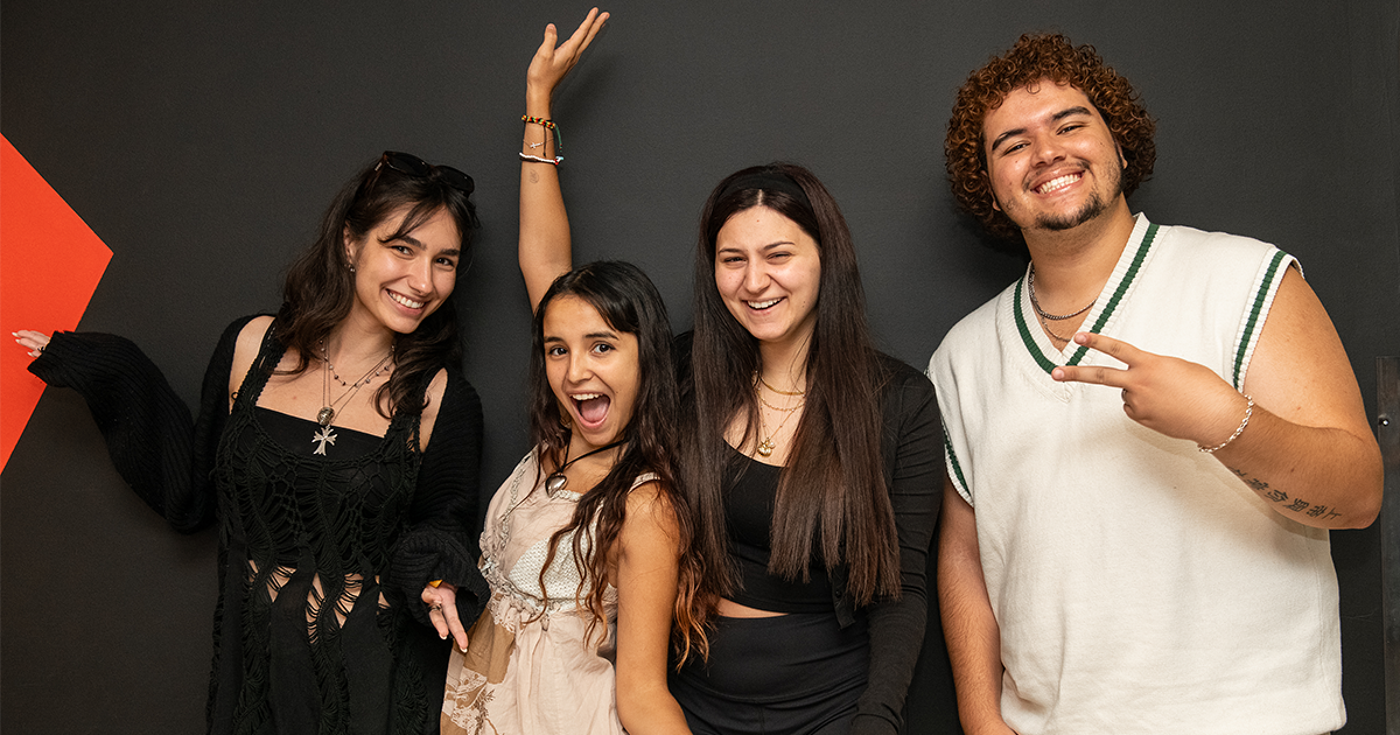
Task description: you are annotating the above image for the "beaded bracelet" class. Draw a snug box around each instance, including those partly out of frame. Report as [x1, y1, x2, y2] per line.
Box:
[521, 114, 564, 163]
[1199, 394, 1253, 453]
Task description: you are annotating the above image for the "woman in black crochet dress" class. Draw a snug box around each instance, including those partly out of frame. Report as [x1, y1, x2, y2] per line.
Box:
[14, 152, 489, 735]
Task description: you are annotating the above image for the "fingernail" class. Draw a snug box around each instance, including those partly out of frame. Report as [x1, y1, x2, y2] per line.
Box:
[440, 632, 448, 640]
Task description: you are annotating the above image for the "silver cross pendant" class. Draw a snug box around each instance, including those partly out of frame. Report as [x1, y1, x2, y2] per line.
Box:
[312, 426, 338, 456]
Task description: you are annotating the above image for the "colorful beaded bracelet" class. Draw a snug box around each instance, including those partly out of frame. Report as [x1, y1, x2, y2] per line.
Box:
[521, 114, 564, 164]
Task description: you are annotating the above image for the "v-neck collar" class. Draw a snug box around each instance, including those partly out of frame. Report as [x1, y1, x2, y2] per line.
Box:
[1010, 214, 1160, 375]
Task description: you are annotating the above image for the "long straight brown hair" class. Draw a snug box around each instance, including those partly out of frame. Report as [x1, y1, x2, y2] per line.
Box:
[686, 163, 899, 622]
[277, 153, 478, 417]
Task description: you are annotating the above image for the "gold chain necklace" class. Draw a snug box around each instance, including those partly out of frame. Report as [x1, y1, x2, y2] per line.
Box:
[757, 374, 805, 397]
[756, 375, 812, 456]
[758, 392, 802, 412]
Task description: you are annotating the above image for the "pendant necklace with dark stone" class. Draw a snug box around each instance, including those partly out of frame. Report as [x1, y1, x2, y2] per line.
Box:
[313, 341, 394, 455]
[545, 439, 624, 498]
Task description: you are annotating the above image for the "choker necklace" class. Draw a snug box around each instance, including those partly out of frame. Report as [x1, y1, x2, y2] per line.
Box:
[754, 378, 805, 458]
[313, 341, 394, 455]
[757, 373, 805, 397]
[545, 440, 624, 497]
[758, 394, 802, 413]
[1028, 266, 1096, 321]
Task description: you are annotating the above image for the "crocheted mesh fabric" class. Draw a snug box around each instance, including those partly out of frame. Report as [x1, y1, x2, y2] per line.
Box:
[208, 333, 428, 735]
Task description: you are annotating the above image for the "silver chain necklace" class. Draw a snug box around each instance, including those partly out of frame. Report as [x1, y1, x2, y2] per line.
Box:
[1028, 266, 1096, 321]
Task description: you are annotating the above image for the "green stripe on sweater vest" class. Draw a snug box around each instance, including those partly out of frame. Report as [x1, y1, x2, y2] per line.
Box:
[1015, 223, 1161, 374]
[1232, 250, 1288, 388]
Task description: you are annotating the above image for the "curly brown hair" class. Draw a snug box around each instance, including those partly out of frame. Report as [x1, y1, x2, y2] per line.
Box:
[946, 33, 1156, 247]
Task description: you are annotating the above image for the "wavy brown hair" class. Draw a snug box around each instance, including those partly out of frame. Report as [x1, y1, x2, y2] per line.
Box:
[277, 153, 478, 417]
[686, 163, 899, 635]
[946, 33, 1156, 249]
[528, 261, 709, 664]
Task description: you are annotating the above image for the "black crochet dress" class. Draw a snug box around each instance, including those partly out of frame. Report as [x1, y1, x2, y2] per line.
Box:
[30, 315, 489, 735]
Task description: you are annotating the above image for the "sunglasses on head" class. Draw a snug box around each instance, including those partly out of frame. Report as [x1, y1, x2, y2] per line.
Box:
[375, 151, 474, 195]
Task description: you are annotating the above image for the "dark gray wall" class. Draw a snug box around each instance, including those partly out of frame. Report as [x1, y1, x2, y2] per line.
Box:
[3, 2, 1396, 733]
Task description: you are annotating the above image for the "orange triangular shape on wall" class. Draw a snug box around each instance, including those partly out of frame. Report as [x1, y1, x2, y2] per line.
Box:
[1, 135, 113, 469]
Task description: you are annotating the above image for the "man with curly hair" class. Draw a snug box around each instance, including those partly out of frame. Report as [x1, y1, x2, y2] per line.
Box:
[928, 34, 1381, 734]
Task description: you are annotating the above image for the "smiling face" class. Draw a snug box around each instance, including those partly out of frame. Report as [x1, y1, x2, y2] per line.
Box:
[983, 80, 1127, 235]
[713, 205, 822, 353]
[344, 204, 461, 335]
[542, 295, 642, 454]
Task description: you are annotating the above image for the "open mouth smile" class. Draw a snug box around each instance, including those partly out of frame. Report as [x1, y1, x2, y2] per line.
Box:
[571, 392, 612, 428]
[746, 298, 784, 310]
[1035, 173, 1082, 195]
[389, 291, 426, 310]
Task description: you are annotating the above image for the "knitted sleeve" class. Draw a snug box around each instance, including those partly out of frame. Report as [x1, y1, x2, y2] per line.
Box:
[26, 316, 257, 534]
[389, 367, 489, 633]
[853, 358, 943, 735]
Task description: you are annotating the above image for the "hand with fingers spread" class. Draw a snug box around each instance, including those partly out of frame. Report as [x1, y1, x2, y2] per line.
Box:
[527, 7, 609, 105]
[13, 330, 52, 358]
[422, 580, 469, 652]
[519, 8, 610, 312]
[1050, 331, 1248, 448]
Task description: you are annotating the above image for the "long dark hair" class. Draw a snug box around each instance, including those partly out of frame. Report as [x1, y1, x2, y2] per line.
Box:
[688, 162, 898, 617]
[277, 153, 478, 417]
[528, 261, 708, 662]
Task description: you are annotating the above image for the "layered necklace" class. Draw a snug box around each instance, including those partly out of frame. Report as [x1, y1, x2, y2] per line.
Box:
[312, 341, 394, 456]
[1028, 265, 1096, 344]
[754, 373, 806, 458]
[545, 440, 624, 498]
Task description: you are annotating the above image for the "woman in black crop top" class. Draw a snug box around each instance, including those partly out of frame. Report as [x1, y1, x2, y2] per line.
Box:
[518, 14, 944, 734]
[16, 152, 489, 735]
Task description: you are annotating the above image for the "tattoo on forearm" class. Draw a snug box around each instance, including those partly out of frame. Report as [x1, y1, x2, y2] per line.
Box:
[1229, 468, 1342, 520]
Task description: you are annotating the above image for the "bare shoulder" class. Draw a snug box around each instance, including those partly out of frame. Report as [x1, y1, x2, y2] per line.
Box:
[1246, 266, 1369, 433]
[622, 479, 681, 539]
[417, 367, 450, 449]
[422, 367, 450, 413]
[229, 316, 275, 401]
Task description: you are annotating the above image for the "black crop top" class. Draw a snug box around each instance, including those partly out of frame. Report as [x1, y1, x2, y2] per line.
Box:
[723, 444, 834, 613]
[253, 406, 382, 459]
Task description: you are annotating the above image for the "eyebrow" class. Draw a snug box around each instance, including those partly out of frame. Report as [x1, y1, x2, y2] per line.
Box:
[543, 330, 619, 343]
[392, 234, 460, 257]
[989, 105, 1096, 153]
[716, 240, 797, 255]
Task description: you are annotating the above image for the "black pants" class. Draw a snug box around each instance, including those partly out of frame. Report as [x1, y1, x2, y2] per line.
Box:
[670, 611, 869, 735]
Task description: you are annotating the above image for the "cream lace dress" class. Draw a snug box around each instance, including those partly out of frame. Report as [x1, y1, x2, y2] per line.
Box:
[442, 450, 654, 735]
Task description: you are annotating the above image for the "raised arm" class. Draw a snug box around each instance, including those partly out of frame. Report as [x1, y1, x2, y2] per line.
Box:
[519, 8, 609, 311]
[1051, 267, 1382, 529]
